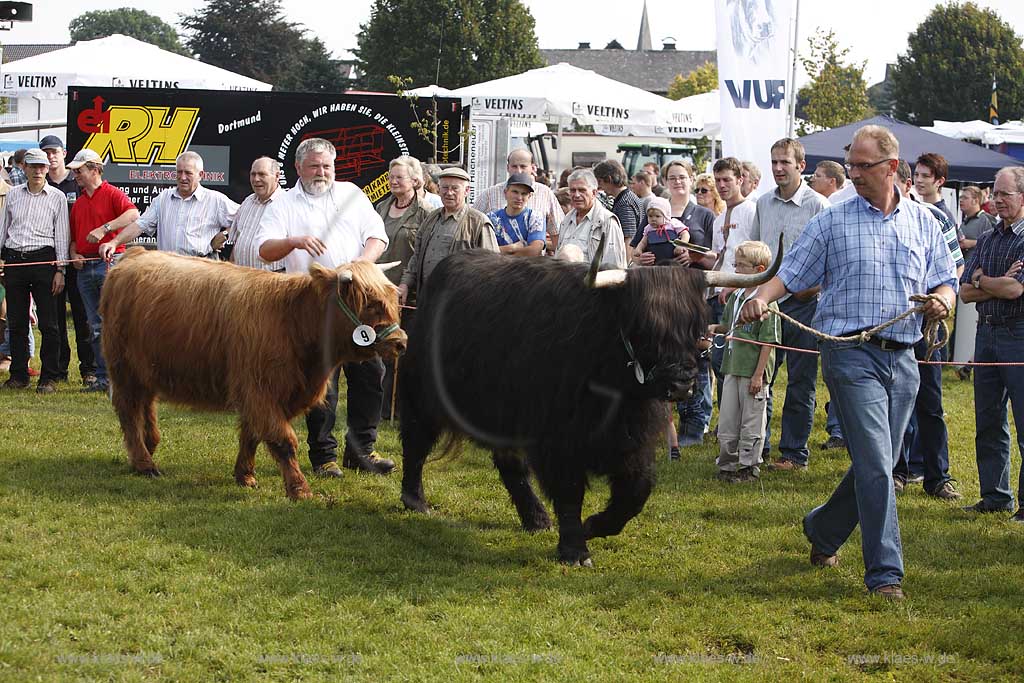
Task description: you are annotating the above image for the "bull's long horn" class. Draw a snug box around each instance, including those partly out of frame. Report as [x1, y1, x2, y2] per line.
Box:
[337, 269, 353, 283]
[703, 236, 784, 289]
[593, 270, 628, 288]
[584, 231, 608, 288]
[377, 261, 401, 273]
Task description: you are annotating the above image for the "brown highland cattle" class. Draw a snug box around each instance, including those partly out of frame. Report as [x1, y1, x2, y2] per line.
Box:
[99, 248, 407, 499]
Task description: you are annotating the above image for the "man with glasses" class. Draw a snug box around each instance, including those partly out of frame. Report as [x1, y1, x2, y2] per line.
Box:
[960, 166, 1024, 523]
[750, 138, 830, 473]
[399, 167, 499, 304]
[739, 125, 957, 600]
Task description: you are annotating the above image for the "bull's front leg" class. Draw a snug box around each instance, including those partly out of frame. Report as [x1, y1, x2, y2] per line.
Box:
[264, 426, 312, 501]
[583, 457, 654, 540]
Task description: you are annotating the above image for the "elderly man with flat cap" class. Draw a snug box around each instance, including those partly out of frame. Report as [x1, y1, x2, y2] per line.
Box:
[398, 167, 499, 305]
[486, 172, 546, 258]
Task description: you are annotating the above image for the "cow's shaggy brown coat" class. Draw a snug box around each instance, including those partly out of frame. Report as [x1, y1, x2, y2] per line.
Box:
[100, 248, 406, 499]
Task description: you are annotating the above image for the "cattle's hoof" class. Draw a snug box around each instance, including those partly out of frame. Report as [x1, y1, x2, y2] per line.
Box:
[236, 475, 258, 489]
[133, 466, 161, 478]
[522, 512, 553, 533]
[558, 549, 592, 567]
[288, 487, 314, 501]
[400, 491, 430, 513]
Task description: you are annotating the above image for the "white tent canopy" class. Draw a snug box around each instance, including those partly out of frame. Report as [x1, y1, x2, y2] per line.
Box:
[410, 63, 678, 134]
[1, 34, 271, 98]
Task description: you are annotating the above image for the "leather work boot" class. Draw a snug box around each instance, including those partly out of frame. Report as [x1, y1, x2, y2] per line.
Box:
[342, 450, 395, 475]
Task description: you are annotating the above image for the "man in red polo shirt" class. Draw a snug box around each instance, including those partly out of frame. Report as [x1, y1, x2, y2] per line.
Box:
[67, 148, 139, 392]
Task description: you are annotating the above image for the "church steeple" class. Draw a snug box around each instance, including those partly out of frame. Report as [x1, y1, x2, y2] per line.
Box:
[637, 0, 653, 50]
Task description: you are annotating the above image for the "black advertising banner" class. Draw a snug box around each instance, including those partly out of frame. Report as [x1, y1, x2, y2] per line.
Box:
[66, 87, 463, 209]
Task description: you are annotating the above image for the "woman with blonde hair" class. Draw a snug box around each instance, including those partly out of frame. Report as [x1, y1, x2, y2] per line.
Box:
[694, 172, 725, 216]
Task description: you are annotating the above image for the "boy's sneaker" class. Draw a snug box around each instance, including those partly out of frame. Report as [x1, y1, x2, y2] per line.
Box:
[27, 367, 40, 377]
[732, 467, 759, 482]
[668, 447, 681, 461]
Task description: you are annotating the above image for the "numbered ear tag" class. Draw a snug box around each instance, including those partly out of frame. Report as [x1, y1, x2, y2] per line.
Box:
[633, 361, 645, 384]
[353, 325, 376, 347]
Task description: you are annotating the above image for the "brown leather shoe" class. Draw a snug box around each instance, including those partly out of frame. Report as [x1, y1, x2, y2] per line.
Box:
[929, 480, 962, 500]
[869, 584, 905, 600]
[810, 545, 838, 567]
[767, 459, 807, 472]
[35, 380, 57, 395]
[342, 449, 395, 475]
[2, 377, 29, 389]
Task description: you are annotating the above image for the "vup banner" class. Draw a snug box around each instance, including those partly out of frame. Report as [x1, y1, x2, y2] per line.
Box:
[66, 87, 463, 210]
[716, 0, 795, 196]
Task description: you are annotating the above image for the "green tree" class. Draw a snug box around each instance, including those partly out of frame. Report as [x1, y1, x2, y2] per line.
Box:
[69, 8, 188, 55]
[666, 61, 717, 100]
[180, 0, 346, 92]
[890, 2, 1024, 125]
[355, 0, 545, 90]
[796, 29, 873, 135]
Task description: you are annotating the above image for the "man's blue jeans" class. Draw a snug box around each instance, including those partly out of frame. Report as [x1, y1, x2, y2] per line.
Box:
[764, 296, 819, 466]
[804, 341, 918, 590]
[972, 321, 1024, 511]
[74, 260, 109, 383]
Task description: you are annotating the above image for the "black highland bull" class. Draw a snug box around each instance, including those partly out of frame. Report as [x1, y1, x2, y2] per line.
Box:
[399, 238, 781, 565]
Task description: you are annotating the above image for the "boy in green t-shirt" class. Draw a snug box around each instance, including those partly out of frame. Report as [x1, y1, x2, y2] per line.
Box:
[709, 241, 782, 482]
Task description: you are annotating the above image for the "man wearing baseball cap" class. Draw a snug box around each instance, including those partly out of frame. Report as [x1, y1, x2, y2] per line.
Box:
[398, 167, 498, 305]
[486, 172, 545, 258]
[67, 148, 139, 392]
[0, 149, 69, 394]
[40, 134, 97, 386]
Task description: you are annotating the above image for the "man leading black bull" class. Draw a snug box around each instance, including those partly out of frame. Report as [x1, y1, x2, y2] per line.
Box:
[398, 235, 782, 565]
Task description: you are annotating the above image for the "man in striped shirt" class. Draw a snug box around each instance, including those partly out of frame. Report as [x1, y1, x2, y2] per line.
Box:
[102, 151, 237, 258]
[0, 149, 69, 394]
[892, 160, 964, 500]
[212, 157, 284, 271]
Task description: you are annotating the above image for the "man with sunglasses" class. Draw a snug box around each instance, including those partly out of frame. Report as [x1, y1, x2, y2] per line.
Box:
[739, 125, 957, 600]
[960, 166, 1024, 523]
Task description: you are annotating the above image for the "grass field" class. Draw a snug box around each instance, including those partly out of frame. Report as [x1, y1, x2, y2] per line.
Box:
[1, 338, 1023, 682]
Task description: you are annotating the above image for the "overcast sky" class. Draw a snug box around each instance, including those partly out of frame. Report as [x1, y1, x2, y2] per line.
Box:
[4, 1, 1024, 86]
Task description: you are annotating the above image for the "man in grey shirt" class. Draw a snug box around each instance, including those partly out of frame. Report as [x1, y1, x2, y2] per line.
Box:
[750, 138, 830, 471]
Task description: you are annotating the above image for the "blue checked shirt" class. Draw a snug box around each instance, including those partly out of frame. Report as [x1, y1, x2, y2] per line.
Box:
[959, 216, 1024, 320]
[777, 190, 958, 345]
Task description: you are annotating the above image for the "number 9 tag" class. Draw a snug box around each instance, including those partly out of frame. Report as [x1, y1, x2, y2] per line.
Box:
[353, 324, 376, 347]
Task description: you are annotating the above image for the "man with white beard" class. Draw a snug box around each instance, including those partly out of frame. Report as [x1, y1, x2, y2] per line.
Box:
[257, 137, 395, 479]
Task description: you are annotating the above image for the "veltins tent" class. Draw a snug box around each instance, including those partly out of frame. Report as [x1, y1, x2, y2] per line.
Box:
[409, 63, 678, 135]
[798, 115, 1021, 183]
[1, 34, 271, 97]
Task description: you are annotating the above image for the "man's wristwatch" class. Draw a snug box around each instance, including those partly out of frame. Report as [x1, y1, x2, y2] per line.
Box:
[56, 266, 65, 275]
[102, 222, 113, 234]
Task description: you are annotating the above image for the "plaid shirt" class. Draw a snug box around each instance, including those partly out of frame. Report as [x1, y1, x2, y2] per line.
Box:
[472, 181, 564, 236]
[960, 216, 1024, 320]
[778, 191, 958, 345]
